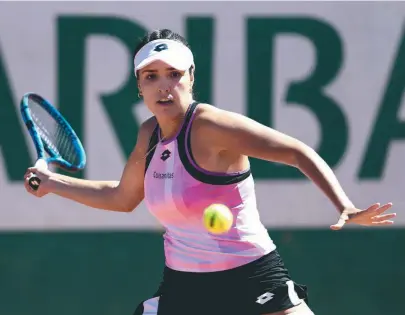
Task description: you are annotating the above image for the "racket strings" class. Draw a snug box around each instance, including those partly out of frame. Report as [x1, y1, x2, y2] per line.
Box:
[55, 124, 78, 163]
[29, 100, 80, 165]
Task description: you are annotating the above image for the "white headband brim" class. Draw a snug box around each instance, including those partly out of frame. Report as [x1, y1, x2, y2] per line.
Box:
[134, 39, 194, 76]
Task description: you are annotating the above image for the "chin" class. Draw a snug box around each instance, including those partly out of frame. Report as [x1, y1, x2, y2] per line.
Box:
[154, 103, 183, 118]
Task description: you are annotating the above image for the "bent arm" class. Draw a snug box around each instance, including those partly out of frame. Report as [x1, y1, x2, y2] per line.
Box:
[47, 118, 156, 212]
[47, 175, 127, 211]
[205, 108, 354, 213]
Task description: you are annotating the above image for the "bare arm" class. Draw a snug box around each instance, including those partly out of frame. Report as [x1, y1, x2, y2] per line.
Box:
[26, 118, 157, 212]
[202, 107, 354, 213]
[46, 176, 123, 211]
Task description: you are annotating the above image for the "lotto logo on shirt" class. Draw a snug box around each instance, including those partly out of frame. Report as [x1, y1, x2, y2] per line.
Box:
[160, 150, 171, 161]
[153, 171, 174, 179]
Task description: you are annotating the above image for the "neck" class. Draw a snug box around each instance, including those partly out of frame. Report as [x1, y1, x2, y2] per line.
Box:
[157, 108, 188, 142]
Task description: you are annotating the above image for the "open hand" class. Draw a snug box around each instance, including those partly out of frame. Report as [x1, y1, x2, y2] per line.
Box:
[330, 203, 396, 230]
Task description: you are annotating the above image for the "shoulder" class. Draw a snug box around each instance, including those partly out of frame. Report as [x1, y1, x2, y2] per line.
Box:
[194, 102, 227, 116]
[193, 103, 256, 135]
[192, 103, 255, 149]
[192, 102, 305, 164]
[132, 116, 158, 154]
[194, 103, 238, 128]
[194, 102, 254, 124]
[140, 115, 158, 134]
[138, 116, 158, 142]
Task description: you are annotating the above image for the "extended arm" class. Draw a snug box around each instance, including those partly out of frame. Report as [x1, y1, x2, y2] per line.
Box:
[200, 106, 394, 230]
[202, 108, 354, 213]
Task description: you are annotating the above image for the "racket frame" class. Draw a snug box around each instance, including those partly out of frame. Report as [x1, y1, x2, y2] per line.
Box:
[20, 92, 86, 190]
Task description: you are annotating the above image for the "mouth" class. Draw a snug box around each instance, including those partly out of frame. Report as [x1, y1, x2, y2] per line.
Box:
[157, 98, 174, 106]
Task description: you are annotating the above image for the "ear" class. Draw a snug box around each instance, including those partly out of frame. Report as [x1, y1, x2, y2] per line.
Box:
[189, 66, 195, 89]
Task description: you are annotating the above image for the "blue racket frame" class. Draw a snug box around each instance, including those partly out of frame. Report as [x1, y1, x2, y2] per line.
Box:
[20, 92, 86, 172]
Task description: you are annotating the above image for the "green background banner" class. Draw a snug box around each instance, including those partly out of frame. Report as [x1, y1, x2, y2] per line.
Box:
[1, 230, 403, 315]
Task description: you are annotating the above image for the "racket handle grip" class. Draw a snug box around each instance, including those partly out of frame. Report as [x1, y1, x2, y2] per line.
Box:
[28, 159, 48, 191]
[28, 173, 41, 191]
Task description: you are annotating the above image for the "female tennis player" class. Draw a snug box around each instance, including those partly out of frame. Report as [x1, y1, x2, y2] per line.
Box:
[24, 29, 395, 315]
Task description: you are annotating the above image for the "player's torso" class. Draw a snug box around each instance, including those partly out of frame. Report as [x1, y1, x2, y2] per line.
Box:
[143, 102, 275, 272]
[145, 138, 206, 227]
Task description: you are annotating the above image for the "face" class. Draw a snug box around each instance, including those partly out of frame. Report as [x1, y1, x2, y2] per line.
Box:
[137, 60, 194, 120]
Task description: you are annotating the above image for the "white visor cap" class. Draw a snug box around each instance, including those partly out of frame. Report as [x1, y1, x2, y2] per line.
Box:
[134, 39, 194, 77]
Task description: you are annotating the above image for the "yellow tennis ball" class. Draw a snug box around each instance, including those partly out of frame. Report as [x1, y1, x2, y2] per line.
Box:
[203, 204, 233, 234]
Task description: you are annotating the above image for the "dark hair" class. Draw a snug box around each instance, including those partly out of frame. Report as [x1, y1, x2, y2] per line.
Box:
[133, 29, 194, 78]
[134, 29, 190, 56]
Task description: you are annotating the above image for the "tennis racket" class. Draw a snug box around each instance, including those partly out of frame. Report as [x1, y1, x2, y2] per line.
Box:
[20, 92, 87, 191]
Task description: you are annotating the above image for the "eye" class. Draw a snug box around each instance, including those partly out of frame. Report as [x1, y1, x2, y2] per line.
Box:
[145, 73, 157, 80]
[170, 71, 182, 78]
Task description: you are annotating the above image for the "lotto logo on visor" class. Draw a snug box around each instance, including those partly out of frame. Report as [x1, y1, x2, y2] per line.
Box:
[134, 39, 194, 76]
[154, 43, 168, 52]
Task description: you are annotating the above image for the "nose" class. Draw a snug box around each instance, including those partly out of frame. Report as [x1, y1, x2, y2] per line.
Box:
[158, 80, 171, 93]
[158, 86, 171, 93]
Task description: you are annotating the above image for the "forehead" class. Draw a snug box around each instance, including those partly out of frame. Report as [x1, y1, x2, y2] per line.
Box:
[140, 60, 179, 73]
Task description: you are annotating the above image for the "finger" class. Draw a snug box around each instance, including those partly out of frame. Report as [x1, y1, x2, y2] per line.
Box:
[24, 167, 38, 179]
[24, 171, 35, 180]
[25, 176, 40, 194]
[24, 179, 36, 195]
[371, 220, 395, 225]
[371, 213, 397, 221]
[24, 180, 30, 191]
[365, 203, 381, 212]
[373, 203, 393, 215]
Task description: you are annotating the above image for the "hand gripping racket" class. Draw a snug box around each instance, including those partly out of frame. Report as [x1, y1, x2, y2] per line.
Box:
[20, 93, 87, 190]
